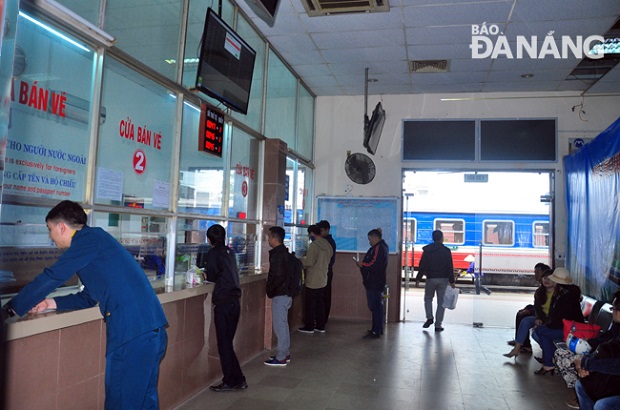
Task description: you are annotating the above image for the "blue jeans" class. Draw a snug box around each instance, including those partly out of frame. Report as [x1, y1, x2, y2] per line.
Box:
[272, 295, 292, 360]
[532, 325, 564, 367]
[366, 289, 384, 335]
[424, 278, 448, 326]
[105, 326, 167, 410]
[515, 316, 536, 345]
[576, 380, 620, 410]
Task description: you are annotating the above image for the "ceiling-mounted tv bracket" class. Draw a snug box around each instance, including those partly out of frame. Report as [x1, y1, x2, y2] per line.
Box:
[363, 67, 378, 135]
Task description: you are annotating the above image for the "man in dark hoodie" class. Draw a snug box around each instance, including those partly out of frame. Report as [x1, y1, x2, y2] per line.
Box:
[415, 230, 455, 332]
[206, 224, 248, 392]
[357, 228, 389, 339]
[318, 220, 337, 324]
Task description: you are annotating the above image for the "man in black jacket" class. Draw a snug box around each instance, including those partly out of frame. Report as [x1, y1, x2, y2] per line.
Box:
[264, 226, 293, 367]
[206, 224, 248, 392]
[415, 230, 455, 332]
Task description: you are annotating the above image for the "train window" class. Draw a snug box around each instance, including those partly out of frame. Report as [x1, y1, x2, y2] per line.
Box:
[483, 220, 515, 246]
[434, 219, 465, 244]
[533, 221, 549, 247]
[404, 219, 417, 243]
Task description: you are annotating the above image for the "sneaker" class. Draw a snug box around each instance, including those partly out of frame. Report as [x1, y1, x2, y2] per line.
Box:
[264, 357, 287, 367]
[363, 330, 381, 339]
[268, 355, 291, 363]
[210, 381, 248, 392]
[314, 328, 326, 333]
[298, 327, 315, 334]
[423, 319, 434, 328]
[435, 326, 444, 332]
[565, 392, 579, 409]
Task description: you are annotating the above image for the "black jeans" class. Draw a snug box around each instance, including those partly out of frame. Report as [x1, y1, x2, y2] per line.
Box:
[324, 271, 333, 323]
[304, 287, 325, 330]
[214, 300, 246, 386]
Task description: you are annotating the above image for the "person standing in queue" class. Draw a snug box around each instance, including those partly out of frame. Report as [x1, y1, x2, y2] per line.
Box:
[205, 224, 248, 392]
[298, 224, 333, 334]
[264, 226, 293, 366]
[0, 200, 168, 409]
[415, 229, 455, 332]
[318, 220, 336, 324]
[356, 228, 388, 339]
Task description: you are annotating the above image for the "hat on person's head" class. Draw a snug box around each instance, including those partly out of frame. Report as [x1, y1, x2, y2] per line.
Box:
[549, 267, 573, 285]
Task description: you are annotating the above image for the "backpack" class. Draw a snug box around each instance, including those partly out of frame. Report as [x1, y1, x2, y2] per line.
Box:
[286, 251, 304, 297]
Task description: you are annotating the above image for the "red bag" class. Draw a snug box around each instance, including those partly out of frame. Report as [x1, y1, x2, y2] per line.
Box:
[563, 319, 601, 340]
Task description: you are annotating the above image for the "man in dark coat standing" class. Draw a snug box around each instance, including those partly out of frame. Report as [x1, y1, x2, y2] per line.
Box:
[415, 230, 455, 332]
[318, 220, 336, 324]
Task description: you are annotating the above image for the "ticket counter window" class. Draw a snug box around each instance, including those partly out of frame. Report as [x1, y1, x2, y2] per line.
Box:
[96, 58, 176, 210]
[178, 100, 226, 216]
[88, 212, 168, 291]
[4, 10, 95, 203]
[0, 204, 75, 297]
[229, 127, 259, 221]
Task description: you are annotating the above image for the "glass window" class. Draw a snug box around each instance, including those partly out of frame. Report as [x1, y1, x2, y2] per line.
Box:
[54, 0, 100, 26]
[297, 162, 312, 226]
[4, 11, 95, 202]
[434, 219, 465, 244]
[230, 14, 265, 132]
[92, 211, 168, 290]
[228, 127, 259, 220]
[404, 219, 417, 243]
[483, 220, 515, 246]
[104, 0, 183, 81]
[228, 221, 258, 274]
[96, 57, 176, 210]
[533, 221, 549, 247]
[175, 217, 212, 288]
[0, 204, 71, 297]
[284, 157, 295, 224]
[265, 52, 296, 147]
[297, 85, 314, 160]
[178, 100, 226, 215]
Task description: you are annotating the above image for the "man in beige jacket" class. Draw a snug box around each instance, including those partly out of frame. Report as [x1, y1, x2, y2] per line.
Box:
[298, 224, 333, 334]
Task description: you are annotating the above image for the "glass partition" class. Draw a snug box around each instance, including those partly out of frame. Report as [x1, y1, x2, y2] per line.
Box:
[265, 52, 297, 147]
[228, 127, 260, 220]
[178, 100, 226, 215]
[91, 211, 168, 290]
[297, 85, 314, 160]
[97, 57, 176, 210]
[3, 11, 95, 202]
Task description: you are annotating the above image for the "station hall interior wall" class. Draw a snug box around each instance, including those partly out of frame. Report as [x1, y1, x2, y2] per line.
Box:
[313, 91, 620, 269]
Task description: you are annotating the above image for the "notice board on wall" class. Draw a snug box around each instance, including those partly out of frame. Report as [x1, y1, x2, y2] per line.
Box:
[317, 196, 399, 254]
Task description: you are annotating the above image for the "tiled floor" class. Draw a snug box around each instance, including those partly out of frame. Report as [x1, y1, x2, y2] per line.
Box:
[175, 290, 574, 410]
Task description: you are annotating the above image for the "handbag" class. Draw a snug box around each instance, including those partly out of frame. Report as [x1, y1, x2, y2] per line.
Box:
[442, 286, 459, 310]
[562, 319, 600, 340]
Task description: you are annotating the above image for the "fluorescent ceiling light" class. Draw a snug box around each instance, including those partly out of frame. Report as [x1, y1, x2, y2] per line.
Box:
[164, 58, 200, 65]
[33, 0, 116, 47]
[19, 11, 90, 52]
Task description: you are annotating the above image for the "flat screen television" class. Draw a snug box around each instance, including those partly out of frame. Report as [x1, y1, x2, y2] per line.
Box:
[244, 0, 281, 27]
[363, 102, 386, 155]
[195, 8, 256, 115]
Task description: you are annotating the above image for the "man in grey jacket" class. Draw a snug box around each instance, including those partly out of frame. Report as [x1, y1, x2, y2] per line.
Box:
[415, 230, 455, 332]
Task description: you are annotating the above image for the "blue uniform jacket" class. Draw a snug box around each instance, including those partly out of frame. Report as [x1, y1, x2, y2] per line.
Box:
[7, 225, 168, 355]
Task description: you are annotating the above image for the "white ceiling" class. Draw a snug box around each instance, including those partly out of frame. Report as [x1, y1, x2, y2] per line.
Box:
[235, 0, 620, 96]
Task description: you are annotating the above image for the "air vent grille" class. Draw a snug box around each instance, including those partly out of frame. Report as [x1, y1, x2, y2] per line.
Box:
[409, 60, 449, 73]
[303, 0, 389, 16]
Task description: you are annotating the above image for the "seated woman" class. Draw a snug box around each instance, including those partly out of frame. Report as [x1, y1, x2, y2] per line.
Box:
[504, 268, 555, 358]
[574, 291, 620, 410]
[507, 263, 551, 352]
[531, 267, 584, 375]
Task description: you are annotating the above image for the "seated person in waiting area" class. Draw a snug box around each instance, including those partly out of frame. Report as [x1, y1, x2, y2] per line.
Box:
[531, 267, 584, 375]
[504, 268, 555, 358]
[574, 291, 620, 410]
[506, 263, 550, 351]
[556, 293, 620, 409]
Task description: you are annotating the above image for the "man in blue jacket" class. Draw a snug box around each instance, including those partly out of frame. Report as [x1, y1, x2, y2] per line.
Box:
[1, 200, 168, 409]
[415, 230, 456, 332]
